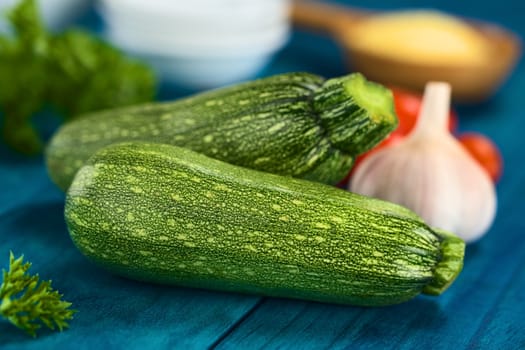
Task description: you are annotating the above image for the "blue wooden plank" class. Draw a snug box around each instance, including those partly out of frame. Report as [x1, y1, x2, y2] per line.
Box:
[465, 250, 525, 349]
[213, 298, 443, 350]
[0, 156, 52, 216]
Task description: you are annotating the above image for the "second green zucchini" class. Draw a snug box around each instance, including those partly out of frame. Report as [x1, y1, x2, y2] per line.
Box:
[46, 72, 397, 190]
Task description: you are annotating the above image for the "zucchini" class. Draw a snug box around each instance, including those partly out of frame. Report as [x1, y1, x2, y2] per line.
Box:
[47, 72, 397, 190]
[65, 142, 464, 306]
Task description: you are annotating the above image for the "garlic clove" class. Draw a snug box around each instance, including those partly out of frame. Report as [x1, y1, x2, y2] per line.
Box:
[350, 82, 497, 243]
[445, 137, 497, 240]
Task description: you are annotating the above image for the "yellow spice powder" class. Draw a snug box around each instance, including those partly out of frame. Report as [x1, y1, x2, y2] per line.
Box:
[346, 10, 490, 66]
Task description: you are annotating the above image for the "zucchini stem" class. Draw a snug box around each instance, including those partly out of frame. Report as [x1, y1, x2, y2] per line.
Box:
[423, 228, 465, 295]
[313, 73, 398, 155]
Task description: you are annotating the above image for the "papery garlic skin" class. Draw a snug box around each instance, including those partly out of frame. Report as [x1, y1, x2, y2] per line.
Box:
[350, 82, 496, 243]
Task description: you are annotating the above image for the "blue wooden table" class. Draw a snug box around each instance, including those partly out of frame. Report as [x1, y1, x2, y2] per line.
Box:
[1, 0, 524, 349]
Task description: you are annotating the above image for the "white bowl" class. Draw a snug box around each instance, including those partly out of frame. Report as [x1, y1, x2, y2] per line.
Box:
[98, 0, 291, 87]
[104, 20, 290, 56]
[109, 24, 290, 88]
[100, 7, 287, 39]
[99, 0, 289, 27]
[135, 51, 277, 88]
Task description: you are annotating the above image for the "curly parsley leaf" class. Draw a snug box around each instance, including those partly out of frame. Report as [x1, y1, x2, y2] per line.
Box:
[0, 0, 156, 155]
[0, 252, 76, 337]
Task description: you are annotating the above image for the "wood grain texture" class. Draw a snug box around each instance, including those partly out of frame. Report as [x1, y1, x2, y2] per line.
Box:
[1, 0, 525, 348]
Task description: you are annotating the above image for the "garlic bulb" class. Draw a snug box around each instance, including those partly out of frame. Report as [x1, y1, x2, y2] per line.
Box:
[350, 82, 496, 243]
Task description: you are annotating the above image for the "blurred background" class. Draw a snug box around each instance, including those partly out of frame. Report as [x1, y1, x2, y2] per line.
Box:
[1, 0, 520, 100]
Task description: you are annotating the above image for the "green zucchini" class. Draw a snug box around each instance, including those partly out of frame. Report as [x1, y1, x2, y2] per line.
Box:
[47, 72, 397, 191]
[65, 142, 464, 307]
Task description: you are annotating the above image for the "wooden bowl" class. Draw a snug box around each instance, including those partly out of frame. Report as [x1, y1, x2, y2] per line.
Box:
[292, 1, 521, 102]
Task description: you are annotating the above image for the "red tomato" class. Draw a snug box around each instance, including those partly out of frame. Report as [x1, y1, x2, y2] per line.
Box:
[458, 133, 503, 182]
[392, 87, 421, 135]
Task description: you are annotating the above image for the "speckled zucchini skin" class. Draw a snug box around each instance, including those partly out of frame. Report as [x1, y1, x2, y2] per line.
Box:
[47, 72, 397, 190]
[65, 142, 464, 307]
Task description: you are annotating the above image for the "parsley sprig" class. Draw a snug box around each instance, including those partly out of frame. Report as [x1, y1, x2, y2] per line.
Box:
[0, 0, 156, 154]
[0, 252, 76, 337]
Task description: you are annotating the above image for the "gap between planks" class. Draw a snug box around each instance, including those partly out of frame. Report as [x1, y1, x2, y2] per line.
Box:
[208, 298, 267, 349]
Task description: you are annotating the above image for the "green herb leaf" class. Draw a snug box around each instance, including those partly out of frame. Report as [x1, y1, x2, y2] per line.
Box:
[0, 252, 77, 337]
[0, 0, 156, 155]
